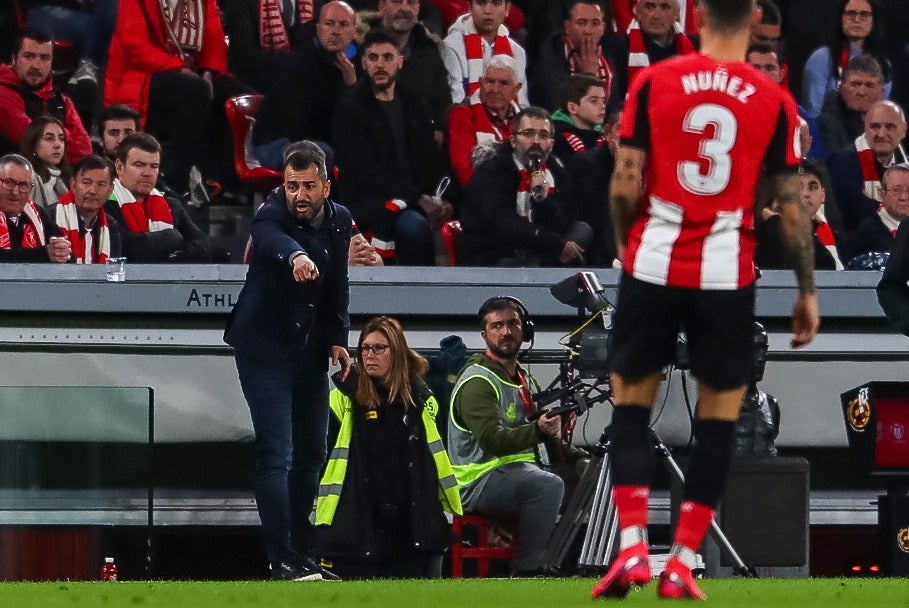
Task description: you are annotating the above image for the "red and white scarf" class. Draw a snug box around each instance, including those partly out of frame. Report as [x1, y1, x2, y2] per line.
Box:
[258, 0, 314, 51]
[877, 206, 901, 237]
[461, 15, 514, 98]
[564, 36, 613, 99]
[469, 90, 517, 145]
[160, 0, 205, 53]
[814, 206, 843, 270]
[56, 190, 112, 264]
[854, 134, 907, 201]
[112, 179, 175, 233]
[514, 156, 554, 222]
[626, 19, 695, 88]
[0, 201, 45, 249]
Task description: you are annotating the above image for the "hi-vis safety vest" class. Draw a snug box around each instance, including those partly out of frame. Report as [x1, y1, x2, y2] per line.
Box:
[447, 364, 541, 489]
[315, 388, 463, 525]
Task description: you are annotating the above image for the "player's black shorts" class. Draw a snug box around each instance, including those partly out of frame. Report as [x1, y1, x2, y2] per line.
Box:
[606, 272, 756, 390]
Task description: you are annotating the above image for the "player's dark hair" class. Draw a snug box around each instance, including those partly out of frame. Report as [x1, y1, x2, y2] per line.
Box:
[700, 0, 755, 32]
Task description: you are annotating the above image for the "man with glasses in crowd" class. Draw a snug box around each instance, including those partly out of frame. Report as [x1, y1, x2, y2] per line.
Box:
[0, 154, 71, 263]
[458, 106, 591, 266]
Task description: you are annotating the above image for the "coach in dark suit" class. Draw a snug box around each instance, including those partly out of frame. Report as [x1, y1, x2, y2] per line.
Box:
[224, 141, 352, 581]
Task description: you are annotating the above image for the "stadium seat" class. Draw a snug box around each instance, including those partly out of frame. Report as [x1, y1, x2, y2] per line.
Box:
[441, 220, 461, 266]
[450, 514, 515, 578]
[224, 95, 283, 194]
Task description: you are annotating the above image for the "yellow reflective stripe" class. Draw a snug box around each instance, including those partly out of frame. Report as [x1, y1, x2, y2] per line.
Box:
[451, 452, 536, 487]
[449, 373, 501, 433]
[316, 390, 354, 525]
[422, 405, 463, 515]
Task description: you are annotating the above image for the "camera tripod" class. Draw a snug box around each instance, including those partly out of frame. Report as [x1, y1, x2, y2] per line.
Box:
[541, 418, 755, 577]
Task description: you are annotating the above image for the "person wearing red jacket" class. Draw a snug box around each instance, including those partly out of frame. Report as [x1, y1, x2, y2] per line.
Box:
[103, 0, 251, 194]
[0, 26, 92, 165]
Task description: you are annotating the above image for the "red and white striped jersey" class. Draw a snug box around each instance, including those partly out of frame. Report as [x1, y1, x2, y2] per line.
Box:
[619, 53, 801, 290]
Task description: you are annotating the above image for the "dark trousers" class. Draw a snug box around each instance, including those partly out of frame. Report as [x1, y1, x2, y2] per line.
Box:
[235, 350, 329, 567]
[146, 71, 253, 192]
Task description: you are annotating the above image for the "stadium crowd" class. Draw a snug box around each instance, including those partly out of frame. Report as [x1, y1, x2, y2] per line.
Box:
[1, 0, 909, 269]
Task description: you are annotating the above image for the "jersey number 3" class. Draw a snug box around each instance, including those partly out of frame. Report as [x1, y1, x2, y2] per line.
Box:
[678, 103, 737, 196]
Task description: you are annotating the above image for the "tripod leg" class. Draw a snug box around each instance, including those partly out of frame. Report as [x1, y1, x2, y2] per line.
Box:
[579, 451, 619, 568]
[655, 439, 754, 577]
[540, 452, 601, 571]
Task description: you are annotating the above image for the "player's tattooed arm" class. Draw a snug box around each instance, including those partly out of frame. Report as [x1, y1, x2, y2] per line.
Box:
[775, 171, 816, 294]
[609, 146, 647, 259]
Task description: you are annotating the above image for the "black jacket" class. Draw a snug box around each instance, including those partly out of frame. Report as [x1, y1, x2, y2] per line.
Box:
[363, 15, 451, 129]
[224, 191, 352, 366]
[851, 215, 896, 259]
[222, 0, 314, 90]
[529, 31, 619, 114]
[333, 79, 448, 237]
[817, 91, 864, 157]
[0, 204, 62, 262]
[755, 215, 841, 271]
[103, 195, 211, 263]
[459, 142, 574, 266]
[878, 219, 909, 334]
[315, 368, 454, 560]
[252, 20, 359, 146]
[566, 144, 616, 266]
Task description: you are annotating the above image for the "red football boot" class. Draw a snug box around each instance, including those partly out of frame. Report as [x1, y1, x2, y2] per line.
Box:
[591, 551, 652, 599]
[656, 567, 707, 600]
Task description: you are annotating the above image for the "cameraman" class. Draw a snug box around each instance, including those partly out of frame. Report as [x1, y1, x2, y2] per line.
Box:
[447, 296, 563, 576]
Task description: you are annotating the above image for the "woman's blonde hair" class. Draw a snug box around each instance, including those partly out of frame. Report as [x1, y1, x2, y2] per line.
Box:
[356, 316, 428, 409]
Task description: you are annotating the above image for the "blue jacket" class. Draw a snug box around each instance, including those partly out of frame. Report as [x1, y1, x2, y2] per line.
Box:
[224, 188, 352, 365]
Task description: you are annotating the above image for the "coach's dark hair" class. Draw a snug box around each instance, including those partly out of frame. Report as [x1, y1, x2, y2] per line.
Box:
[116, 132, 161, 164]
[511, 106, 552, 133]
[284, 141, 328, 182]
[700, 0, 755, 31]
[98, 104, 141, 133]
[13, 25, 53, 56]
[72, 154, 115, 182]
[562, 73, 606, 109]
[362, 27, 401, 52]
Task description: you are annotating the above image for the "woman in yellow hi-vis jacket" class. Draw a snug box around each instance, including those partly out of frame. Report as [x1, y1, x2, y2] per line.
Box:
[315, 316, 462, 579]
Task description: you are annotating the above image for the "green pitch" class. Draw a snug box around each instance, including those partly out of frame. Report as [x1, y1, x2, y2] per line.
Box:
[0, 578, 906, 608]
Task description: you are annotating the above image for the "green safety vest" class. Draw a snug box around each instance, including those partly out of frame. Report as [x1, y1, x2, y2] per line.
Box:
[447, 364, 539, 489]
[315, 388, 463, 525]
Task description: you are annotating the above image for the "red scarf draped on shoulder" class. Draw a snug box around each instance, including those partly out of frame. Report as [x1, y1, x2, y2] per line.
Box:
[626, 19, 695, 88]
[56, 190, 112, 264]
[258, 0, 314, 51]
[462, 16, 514, 98]
[112, 180, 175, 233]
[0, 201, 45, 250]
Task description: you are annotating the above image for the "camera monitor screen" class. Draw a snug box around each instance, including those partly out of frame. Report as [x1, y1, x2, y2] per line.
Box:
[874, 397, 909, 469]
[842, 382, 909, 476]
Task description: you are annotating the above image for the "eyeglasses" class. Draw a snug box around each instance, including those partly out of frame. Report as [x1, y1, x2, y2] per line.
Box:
[884, 186, 909, 196]
[360, 343, 390, 355]
[515, 129, 553, 141]
[0, 178, 33, 193]
[843, 9, 873, 20]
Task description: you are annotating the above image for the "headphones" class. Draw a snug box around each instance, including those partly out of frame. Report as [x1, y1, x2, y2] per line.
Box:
[478, 296, 535, 343]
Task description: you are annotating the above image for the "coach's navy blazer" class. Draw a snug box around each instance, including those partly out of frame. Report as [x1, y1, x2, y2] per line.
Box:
[224, 188, 353, 366]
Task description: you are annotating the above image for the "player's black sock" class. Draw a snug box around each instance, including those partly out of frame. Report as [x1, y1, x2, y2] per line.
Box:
[682, 419, 736, 508]
[608, 405, 654, 486]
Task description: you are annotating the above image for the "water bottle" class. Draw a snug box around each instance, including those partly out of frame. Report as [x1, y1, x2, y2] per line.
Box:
[100, 557, 118, 581]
